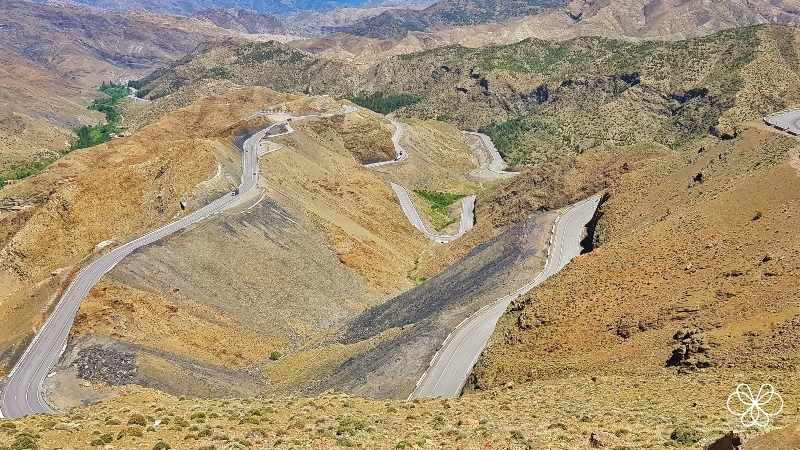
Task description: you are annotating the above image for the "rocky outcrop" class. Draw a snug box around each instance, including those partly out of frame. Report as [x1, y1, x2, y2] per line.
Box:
[665, 329, 714, 373]
[72, 345, 137, 386]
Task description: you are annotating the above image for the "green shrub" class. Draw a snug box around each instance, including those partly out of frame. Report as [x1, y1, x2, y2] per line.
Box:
[128, 414, 147, 426]
[347, 92, 422, 114]
[153, 442, 171, 450]
[670, 425, 702, 446]
[336, 418, 367, 436]
[173, 417, 189, 428]
[8, 431, 39, 449]
[413, 190, 467, 215]
[269, 352, 281, 361]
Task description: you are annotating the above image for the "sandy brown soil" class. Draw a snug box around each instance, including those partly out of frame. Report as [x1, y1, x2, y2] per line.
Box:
[0, 87, 298, 375]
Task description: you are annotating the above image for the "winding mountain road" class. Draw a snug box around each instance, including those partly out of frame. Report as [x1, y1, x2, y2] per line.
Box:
[390, 183, 475, 244]
[364, 120, 408, 168]
[463, 131, 518, 175]
[363, 119, 475, 243]
[409, 194, 602, 399]
[0, 106, 352, 419]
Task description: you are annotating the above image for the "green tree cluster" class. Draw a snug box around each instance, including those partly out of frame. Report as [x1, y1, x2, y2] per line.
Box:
[348, 92, 422, 114]
[72, 81, 131, 151]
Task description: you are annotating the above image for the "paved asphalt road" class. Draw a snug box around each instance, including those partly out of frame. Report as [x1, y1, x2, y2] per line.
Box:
[363, 120, 408, 168]
[410, 194, 602, 399]
[0, 124, 276, 418]
[764, 109, 800, 135]
[390, 182, 475, 243]
[463, 131, 519, 174]
[0, 106, 355, 419]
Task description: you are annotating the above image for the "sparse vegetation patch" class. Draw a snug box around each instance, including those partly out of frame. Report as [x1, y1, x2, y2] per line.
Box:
[413, 190, 466, 215]
[413, 189, 468, 232]
[71, 82, 131, 151]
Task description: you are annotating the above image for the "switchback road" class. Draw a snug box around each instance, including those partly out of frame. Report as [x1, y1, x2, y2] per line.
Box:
[390, 182, 475, 243]
[409, 194, 602, 399]
[363, 119, 474, 243]
[364, 120, 408, 168]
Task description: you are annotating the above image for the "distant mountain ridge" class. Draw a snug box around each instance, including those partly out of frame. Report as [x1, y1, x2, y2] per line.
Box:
[192, 9, 286, 34]
[343, 0, 568, 38]
[339, 0, 800, 39]
[40, 0, 373, 15]
[135, 24, 800, 166]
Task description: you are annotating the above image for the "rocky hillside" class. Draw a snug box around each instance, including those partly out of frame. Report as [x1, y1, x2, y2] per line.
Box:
[0, 87, 295, 377]
[469, 122, 800, 441]
[0, 72, 658, 410]
[136, 25, 800, 166]
[307, 145, 661, 399]
[2, 376, 798, 449]
[0, 0, 246, 177]
[51, 97, 438, 401]
[192, 9, 286, 34]
[2, 117, 798, 448]
[342, 0, 569, 39]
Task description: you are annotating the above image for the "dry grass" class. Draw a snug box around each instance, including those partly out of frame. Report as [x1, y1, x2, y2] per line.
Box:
[471, 125, 800, 445]
[2, 369, 795, 449]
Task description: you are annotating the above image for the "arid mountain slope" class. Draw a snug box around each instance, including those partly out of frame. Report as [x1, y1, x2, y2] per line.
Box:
[0, 0, 253, 176]
[0, 87, 296, 376]
[50, 99, 497, 402]
[192, 9, 286, 34]
[138, 25, 800, 166]
[2, 2, 237, 85]
[470, 124, 800, 434]
[296, 0, 800, 60]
